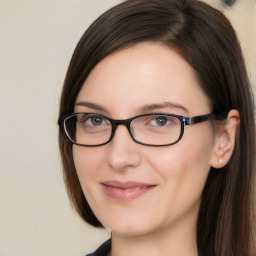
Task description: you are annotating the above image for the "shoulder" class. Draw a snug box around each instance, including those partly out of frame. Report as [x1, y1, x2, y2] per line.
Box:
[85, 239, 111, 256]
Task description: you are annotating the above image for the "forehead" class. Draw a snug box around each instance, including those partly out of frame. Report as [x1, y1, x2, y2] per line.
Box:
[75, 43, 211, 117]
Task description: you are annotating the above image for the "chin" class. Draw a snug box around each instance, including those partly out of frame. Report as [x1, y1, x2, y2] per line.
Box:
[101, 217, 161, 238]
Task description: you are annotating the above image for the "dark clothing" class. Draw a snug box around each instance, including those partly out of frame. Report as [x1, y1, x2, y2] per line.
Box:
[86, 239, 202, 256]
[86, 239, 111, 256]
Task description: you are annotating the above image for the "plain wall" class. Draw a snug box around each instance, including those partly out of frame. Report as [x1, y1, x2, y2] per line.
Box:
[1, 1, 255, 256]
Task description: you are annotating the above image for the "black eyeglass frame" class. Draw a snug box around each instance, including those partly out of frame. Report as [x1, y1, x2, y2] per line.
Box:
[59, 112, 215, 147]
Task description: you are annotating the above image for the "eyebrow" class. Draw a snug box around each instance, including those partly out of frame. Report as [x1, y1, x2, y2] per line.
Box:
[75, 101, 189, 115]
[75, 101, 109, 114]
[140, 102, 189, 114]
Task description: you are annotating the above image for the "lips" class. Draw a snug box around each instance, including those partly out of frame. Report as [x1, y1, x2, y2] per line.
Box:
[101, 181, 156, 200]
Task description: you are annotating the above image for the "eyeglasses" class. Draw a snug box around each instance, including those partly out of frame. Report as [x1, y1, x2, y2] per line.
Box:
[59, 112, 214, 147]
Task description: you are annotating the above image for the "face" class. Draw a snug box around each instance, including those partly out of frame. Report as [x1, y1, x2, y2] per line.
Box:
[73, 43, 217, 238]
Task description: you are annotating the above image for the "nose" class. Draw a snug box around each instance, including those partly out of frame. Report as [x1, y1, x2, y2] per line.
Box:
[106, 125, 142, 172]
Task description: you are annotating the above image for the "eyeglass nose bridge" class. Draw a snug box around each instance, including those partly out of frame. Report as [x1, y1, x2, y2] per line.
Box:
[108, 118, 135, 144]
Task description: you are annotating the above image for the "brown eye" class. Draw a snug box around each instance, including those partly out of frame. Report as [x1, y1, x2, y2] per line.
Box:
[90, 116, 104, 125]
[148, 116, 177, 127]
[220, 0, 237, 7]
[155, 117, 168, 126]
[80, 114, 107, 126]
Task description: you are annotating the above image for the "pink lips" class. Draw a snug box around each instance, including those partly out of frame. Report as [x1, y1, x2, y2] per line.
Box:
[101, 181, 155, 200]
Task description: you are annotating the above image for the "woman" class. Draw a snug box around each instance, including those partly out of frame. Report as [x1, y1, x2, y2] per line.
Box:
[58, 0, 255, 255]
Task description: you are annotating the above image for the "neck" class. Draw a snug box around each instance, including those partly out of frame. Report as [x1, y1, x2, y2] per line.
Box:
[110, 212, 199, 256]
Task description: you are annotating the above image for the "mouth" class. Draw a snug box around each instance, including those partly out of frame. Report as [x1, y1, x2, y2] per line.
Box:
[100, 181, 156, 200]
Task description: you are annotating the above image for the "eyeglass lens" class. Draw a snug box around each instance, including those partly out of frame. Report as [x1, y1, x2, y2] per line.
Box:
[64, 113, 182, 146]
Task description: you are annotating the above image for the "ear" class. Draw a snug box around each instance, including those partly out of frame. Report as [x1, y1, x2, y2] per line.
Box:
[210, 109, 240, 169]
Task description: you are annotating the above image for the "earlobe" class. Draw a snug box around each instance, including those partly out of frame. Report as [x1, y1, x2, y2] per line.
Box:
[211, 109, 240, 169]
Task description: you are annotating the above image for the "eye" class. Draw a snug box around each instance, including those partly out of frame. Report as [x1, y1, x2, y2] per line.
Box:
[89, 116, 105, 125]
[79, 114, 107, 126]
[150, 116, 175, 127]
[154, 117, 168, 126]
[220, 0, 237, 7]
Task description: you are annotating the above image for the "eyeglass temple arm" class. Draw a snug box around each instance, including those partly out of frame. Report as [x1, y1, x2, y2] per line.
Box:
[186, 114, 215, 125]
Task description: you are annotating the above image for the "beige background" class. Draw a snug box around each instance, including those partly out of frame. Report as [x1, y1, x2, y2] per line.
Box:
[0, 1, 255, 256]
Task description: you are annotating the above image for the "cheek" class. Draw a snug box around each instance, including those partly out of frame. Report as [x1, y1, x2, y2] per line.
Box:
[72, 146, 109, 215]
[176, 125, 215, 173]
[72, 146, 105, 185]
[146, 127, 215, 195]
[148, 140, 213, 178]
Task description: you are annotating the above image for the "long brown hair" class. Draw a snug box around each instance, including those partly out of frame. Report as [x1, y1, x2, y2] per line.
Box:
[58, 0, 255, 255]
